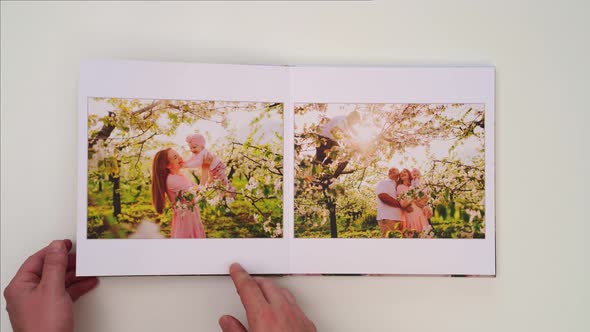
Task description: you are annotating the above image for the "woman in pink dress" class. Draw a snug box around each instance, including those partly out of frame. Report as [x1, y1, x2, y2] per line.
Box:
[151, 148, 206, 238]
[397, 169, 429, 232]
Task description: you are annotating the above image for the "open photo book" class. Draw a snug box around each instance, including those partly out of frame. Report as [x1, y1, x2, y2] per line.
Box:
[77, 60, 495, 277]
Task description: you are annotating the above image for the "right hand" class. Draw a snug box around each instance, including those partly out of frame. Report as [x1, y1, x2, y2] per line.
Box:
[423, 206, 433, 219]
[414, 195, 428, 208]
[400, 199, 412, 209]
[219, 263, 317, 332]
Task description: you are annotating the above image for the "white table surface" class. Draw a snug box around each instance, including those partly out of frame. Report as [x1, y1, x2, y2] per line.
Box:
[1, 1, 588, 331]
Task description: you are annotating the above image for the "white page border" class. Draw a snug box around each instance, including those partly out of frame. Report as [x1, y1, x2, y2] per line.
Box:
[77, 60, 290, 276]
[289, 66, 495, 276]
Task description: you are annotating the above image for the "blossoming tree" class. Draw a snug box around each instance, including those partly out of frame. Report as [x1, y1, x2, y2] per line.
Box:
[87, 98, 283, 239]
[294, 103, 485, 238]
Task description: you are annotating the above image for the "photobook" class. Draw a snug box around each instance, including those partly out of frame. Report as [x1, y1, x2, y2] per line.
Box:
[77, 60, 495, 276]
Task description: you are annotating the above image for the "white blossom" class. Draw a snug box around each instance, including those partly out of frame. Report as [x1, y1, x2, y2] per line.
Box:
[274, 179, 282, 193]
[207, 196, 221, 206]
[245, 177, 259, 191]
[272, 223, 283, 238]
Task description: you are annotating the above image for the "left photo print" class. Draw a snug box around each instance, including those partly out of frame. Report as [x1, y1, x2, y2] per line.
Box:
[87, 98, 284, 239]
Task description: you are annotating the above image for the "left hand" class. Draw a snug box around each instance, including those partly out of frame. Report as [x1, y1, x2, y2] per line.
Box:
[202, 152, 213, 168]
[405, 204, 414, 213]
[3, 240, 99, 332]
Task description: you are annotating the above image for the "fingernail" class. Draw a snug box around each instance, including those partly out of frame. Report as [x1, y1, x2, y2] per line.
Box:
[63, 239, 73, 249]
[48, 241, 66, 253]
[219, 315, 230, 327]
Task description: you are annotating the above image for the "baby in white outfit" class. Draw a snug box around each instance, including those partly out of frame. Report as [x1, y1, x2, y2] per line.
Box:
[185, 134, 236, 197]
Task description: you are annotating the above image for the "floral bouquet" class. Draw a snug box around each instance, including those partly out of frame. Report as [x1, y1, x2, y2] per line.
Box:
[174, 185, 203, 212]
[398, 187, 424, 201]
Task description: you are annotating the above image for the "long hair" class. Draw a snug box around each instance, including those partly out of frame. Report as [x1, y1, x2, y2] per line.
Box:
[152, 148, 171, 214]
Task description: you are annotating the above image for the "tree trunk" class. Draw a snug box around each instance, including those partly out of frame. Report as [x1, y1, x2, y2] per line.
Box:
[111, 158, 121, 217]
[112, 176, 121, 216]
[328, 200, 338, 238]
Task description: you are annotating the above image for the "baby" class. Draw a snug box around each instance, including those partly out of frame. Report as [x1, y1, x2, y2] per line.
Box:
[411, 168, 423, 187]
[185, 134, 236, 198]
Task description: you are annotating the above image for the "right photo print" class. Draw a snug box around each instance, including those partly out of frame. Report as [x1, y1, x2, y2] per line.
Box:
[294, 103, 486, 239]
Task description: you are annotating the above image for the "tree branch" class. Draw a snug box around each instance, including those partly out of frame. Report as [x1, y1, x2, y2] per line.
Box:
[88, 101, 162, 150]
[238, 153, 283, 176]
[231, 142, 282, 157]
[118, 132, 157, 150]
[432, 159, 482, 171]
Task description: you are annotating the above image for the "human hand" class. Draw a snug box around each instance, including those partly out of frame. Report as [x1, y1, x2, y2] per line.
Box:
[219, 263, 316, 332]
[400, 199, 412, 210]
[414, 195, 429, 208]
[203, 152, 214, 167]
[423, 206, 433, 219]
[3, 240, 99, 332]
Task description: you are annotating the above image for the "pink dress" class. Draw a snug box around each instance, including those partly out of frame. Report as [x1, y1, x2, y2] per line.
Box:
[397, 184, 430, 232]
[166, 174, 206, 239]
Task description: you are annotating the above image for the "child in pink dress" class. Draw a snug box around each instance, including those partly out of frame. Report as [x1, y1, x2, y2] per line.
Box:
[185, 134, 236, 198]
[152, 148, 206, 239]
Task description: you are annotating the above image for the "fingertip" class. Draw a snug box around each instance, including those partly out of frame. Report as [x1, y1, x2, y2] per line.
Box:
[40, 242, 69, 290]
[218, 315, 231, 331]
[47, 240, 67, 254]
[88, 276, 100, 287]
[229, 263, 244, 274]
[218, 315, 230, 326]
[87, 277, 100, 292]
[83, 276, 100, 286]
[218, 315, 247, 332]
[63, 239, 73, 252]
[67, 277, 100, 302]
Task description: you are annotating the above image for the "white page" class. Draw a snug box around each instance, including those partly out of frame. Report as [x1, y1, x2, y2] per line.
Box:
[289, 66, 495, 276]
[78, 60, 494, 276]
[77, 60, 291, 276]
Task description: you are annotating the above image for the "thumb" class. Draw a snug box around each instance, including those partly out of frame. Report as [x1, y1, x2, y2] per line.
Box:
[219, 315, 248, 332]
[40, 240, 68, 292]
